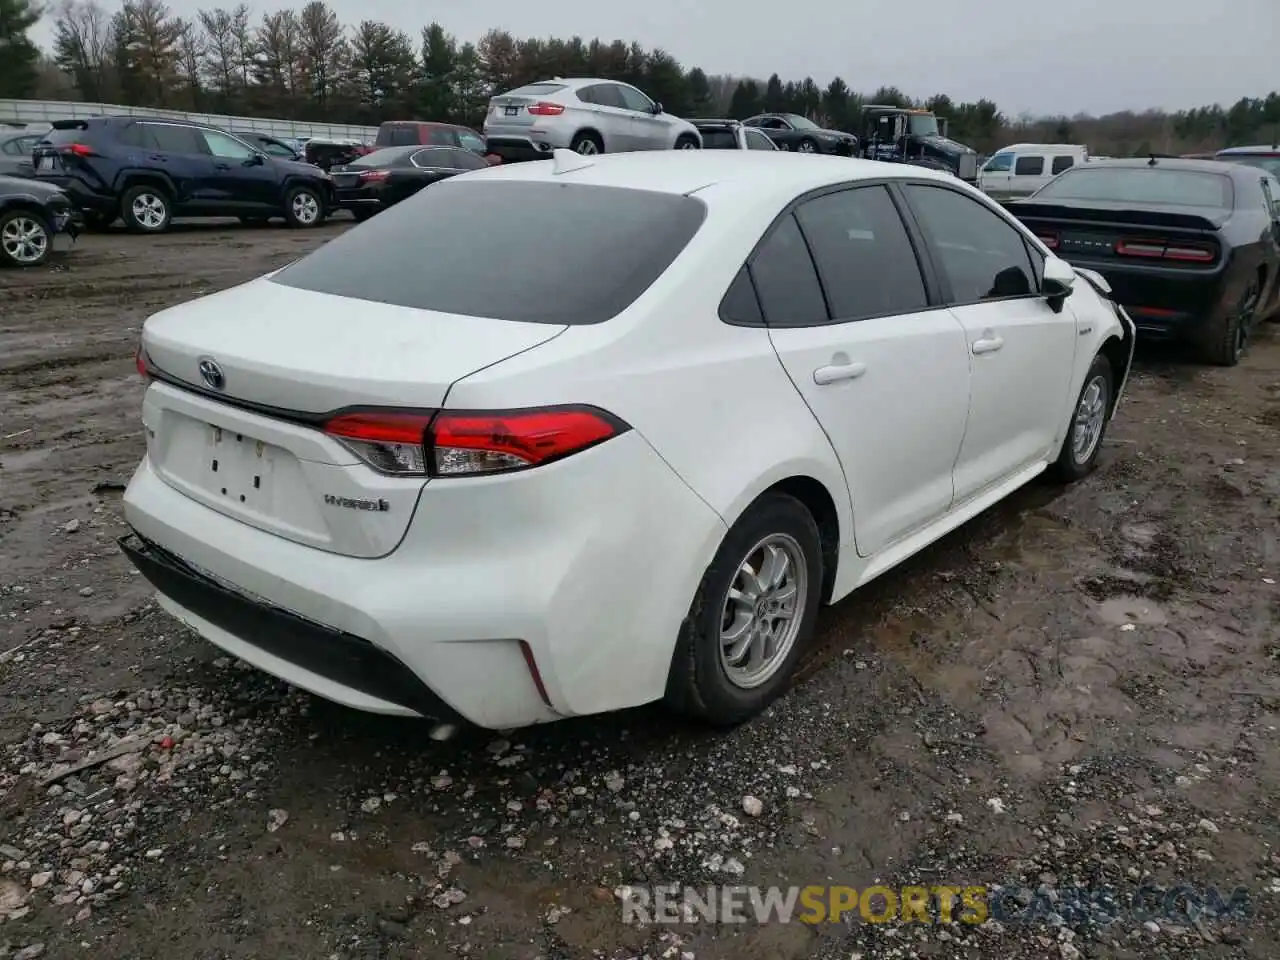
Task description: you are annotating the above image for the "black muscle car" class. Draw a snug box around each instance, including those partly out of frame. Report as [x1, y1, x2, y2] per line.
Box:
[1007, 158, 1280, 366]
[741, 114, 857, 155]
[331, 145, 489, 221]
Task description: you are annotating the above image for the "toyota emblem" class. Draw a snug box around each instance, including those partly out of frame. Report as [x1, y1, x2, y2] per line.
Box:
[198, 357, 225, 390]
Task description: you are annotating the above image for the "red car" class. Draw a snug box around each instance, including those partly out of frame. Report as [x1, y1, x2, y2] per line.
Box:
[375, 121, 499, 164]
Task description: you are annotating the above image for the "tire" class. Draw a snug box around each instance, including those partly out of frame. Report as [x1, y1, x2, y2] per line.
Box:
[665, 493, 823, 726]
[1049, 352, 1113, 483]
[1199, 279, 1259, 367]
[283, 184, 325, 228]
[0, 209, 52, 267]
[675, 134, 700, 150]
[569, 131, 603, 156]
[120, 184, 171, 233]
[796, 138, 819, 154]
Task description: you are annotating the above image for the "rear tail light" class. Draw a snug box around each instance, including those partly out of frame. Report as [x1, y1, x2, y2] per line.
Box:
[1035, 232, 1059, 250]
[321, 406, 628, 478]
[1114, 238, 1215, 263]
[57, 143, 96, 158]
[135, 346, 151, 379]
[358, 169, 390, 182]
[526, 102, 565, 116]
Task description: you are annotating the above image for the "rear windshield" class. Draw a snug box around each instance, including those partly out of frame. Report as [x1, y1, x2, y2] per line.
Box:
[1033, 167, 1233, 208]
[39, 125, 88, 145]
[504, 83, 566, 97]
[376, 125, 420, 147]
[698, 128, 739, 149]
[349, 147, 414, 167]
[271, 180, 707, 324]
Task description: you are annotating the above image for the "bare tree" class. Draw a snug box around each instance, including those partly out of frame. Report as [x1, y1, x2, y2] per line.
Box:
[198, 7, 237, 104]
[174, 17, 205, 109]
[254, 8, 301, 105]
[51, 0, 112, 101]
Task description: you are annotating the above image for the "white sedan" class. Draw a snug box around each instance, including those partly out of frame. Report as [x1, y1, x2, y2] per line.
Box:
[121, 149, 1135, 733]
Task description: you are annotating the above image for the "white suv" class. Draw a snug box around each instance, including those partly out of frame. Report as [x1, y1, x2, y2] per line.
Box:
[483, 78, 702, 162]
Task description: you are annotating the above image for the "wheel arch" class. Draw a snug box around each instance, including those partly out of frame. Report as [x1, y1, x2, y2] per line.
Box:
[118, 171, 176, 199]
[570, 127, 604, 151]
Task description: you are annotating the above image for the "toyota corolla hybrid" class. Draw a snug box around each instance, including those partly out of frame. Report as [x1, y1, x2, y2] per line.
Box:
[121, 150, 1134, 734]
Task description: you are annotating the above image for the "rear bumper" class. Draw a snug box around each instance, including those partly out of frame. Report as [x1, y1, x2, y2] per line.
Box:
[1056, 258, 1227, 337]
[120, 432, 726, 730]
[34, 175, 116, 215]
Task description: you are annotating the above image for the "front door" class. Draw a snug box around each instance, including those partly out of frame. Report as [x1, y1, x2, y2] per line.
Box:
[899, 182, 1078, 501]
[616, 84, 666, 150]
[198, 128, 278, 211]
[979, 150, 1013, 198]
[758, 184, 972, 557]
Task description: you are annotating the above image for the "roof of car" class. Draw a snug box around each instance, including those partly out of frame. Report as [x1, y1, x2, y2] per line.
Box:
[455, 149, 958, 200]
[1071, 157, 1246, 175]
[690, 119, 741, 127]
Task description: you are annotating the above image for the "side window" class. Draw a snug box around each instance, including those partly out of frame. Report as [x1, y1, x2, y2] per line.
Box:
[616, 85, 654, 113]
[760, 118, 787, 130]
[202, 129, 256, 159]
[1260, 177, 1279, 219]
[428, 127, 457, 146]
[0, 138, 15, 155]
[458, 131, 486, 154]
[795, 186, 929, 321]
[449, 149, 489, 170]
[592, 85, 627, 109]
[1014, 155, 1045, 176]
[148, 124, 205, 154]
[719, 266, 763, 325]
[747, 214, 828, 327]
[410, 148, 449, 167]
[1051, 155, 1074, 175]
[903, 184, 1039, 304]
[746, 130, 774, 150]
[390, 126, 417, 146]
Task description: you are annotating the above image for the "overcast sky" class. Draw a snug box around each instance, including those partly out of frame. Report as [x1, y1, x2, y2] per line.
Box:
[32, 0, 1279, 117]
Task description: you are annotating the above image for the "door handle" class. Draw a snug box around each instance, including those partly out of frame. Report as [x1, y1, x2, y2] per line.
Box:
[215, 162, 231, 170]
[971, 335, 1004, 355]
[813, 360, 867, 385]
[147, 155, 169, 162]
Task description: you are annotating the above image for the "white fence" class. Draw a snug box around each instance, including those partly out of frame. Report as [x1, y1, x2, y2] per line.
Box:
[0, 99, 378, 141]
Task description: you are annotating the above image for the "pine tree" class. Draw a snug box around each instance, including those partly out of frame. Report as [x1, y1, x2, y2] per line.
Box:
[0, 0, 42, 97]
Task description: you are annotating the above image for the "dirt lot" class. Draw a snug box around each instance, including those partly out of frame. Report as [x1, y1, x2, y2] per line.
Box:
[1, 225, 1278, 960]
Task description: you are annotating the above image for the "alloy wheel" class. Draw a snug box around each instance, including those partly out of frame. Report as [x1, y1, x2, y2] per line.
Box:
[1, 216, 49, 264]
[1071, 375, 1109, 464]
[718, 533, 808, 689]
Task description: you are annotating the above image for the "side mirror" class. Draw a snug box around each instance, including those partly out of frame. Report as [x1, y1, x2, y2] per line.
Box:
[245, 152, 265, 166]
[1042, 256, 1075, 313]
[652, 101, 664, 115]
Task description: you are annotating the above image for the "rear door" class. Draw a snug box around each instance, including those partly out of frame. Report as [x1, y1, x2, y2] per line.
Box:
[142, 122, 219, 208]
[760, 184, 972, 557]
[900, 182, 1077, 500]
[585, 84, 640, 151]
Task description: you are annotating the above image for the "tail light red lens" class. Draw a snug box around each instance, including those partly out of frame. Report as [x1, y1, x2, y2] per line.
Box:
[321, 406, 627, 478]
[527, 102, 565, 116]
[1036, 232, 1059, 250]
[1114, 238, 1215, 263]
[135, 346, 151, 379]
[59, 143, 95, 157]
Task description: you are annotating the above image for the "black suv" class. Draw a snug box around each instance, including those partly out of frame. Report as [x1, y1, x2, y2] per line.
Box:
[32, 117, 334, 232]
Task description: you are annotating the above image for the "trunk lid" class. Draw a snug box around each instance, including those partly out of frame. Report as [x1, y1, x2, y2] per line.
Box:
[140, 277, 566, 557]
[1009, 200, 1227, 267]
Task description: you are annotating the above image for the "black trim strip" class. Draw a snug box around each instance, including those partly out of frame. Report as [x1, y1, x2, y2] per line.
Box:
[119, 532, 464, 721]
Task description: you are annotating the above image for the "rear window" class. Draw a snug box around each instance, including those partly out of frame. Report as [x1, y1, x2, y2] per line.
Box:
[39, 125, 89, 145]
[698, 128, 739, 149]
[1033, 167, 1233, 208]
[349, 147, 414, 167]
[271, 180, 707, 324]
[505, 83, 566, 97]
[376, 125, 421, 147]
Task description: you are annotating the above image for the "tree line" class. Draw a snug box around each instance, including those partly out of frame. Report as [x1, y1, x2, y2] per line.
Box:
[1, 0, 1278, 156]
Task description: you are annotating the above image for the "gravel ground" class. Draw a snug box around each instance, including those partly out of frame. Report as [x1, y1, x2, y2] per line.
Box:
[1, 224, 1278, 960]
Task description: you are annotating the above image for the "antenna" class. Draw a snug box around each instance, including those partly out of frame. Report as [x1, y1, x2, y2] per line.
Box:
[550, 148, 595, 175]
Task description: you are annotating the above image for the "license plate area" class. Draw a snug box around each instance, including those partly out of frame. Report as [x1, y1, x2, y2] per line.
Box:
[35, 155, 55, 171]
[206, 425, 276, 509]
[504, 105, 520, 116]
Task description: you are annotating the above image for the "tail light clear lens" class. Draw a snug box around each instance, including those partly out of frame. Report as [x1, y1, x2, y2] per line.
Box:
[358, 169, 390, 182]
[1114, 238, 1215, 263]
[1036, 232, 1059, 249]
[321, 407, 627, 478]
